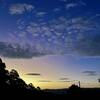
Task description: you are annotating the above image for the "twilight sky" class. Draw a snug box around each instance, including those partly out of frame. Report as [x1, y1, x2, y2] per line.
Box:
[0, 0, 100, 89]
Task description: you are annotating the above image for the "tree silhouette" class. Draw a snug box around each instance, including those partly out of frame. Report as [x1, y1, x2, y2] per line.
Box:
[0, 59, 9, 86]
[10, 69, 19, 79]
[0, 58, 100, 98]
[28, 83, 35, 90]
[98, 78, 100, 83]
[37, 86, 41, 90]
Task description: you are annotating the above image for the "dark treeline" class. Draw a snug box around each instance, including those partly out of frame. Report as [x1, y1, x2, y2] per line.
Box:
[0, 58, 100, 99]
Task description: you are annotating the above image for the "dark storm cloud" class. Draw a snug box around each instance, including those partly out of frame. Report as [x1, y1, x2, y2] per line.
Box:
[0, 42, 45, 58]
[82, 71, 97, 76]
[26, 73, 41, 76]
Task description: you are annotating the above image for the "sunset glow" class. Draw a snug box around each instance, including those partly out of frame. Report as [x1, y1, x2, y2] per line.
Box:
[0, 0, 100, 89]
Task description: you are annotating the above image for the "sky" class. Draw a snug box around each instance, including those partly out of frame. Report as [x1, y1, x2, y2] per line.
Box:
[0, 0, 100, 89]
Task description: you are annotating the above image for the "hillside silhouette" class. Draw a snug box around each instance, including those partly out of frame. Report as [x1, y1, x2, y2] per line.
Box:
[0, 58, 100, 99]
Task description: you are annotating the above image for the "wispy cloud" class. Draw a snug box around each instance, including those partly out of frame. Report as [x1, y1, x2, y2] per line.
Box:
[65, 0, 86, 10]
[38, 80, 52, 82]
[66, 3, 78, 9]
[26, 73, 41, 76]
[59, 78, 69, 80]
[59, 0, 67, 2]
[79, 0, 87, 6]
[59, 81, 70, 82]
[36, 12, 47, 17]
[9, 3, 34, 15]
[53, 8, 61, 12]
[82, 71, 97, 76]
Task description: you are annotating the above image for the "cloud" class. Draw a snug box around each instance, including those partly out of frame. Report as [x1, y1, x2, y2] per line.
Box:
[53, 8, 61, 12]
[75, 35, 100, 56]
[16, 15, 100, 57]
[36, 12, 47, 17]
[59, 81, 70, 82]
[59, 0, 67, 2]
[65, 0, 86, 10]
[0, 42, 45, 58]
[9, 3, 34, 15]
[59, 78, 69, 80]
[59, 77, 70, 82]
[82, 71, 97, 76]
[79, 0, 87, 6]
[26, 73, 41, 76]
[2, 11, 99, 58]
[66, 3, 78, 9]
[38, 80, 52, 82]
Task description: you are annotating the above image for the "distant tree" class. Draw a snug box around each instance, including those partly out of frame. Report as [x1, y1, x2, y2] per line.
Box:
[15, 78, 27, 88]
[0, 58, 2, 63]
[37, 86, 41, 90]
[28, 83, 35, 90]
[98, 78, 100, 83]
[10, 69, 19, 79]
[68, 84, 81, 95]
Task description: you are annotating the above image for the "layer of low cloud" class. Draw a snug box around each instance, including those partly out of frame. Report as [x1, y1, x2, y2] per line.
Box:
[0, 42, 45, 58]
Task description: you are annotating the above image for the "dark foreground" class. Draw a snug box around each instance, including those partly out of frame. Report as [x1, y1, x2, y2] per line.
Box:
[0, 58, 100, 99]
[1, 87, 100, 99]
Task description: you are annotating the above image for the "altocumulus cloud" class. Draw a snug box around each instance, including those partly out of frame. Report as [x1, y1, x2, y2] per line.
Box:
[9, 3, 34, 15]
[1, 17, 100, 58]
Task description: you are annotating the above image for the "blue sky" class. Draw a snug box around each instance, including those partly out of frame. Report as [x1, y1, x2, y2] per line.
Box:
[0, 0, 100, 88]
